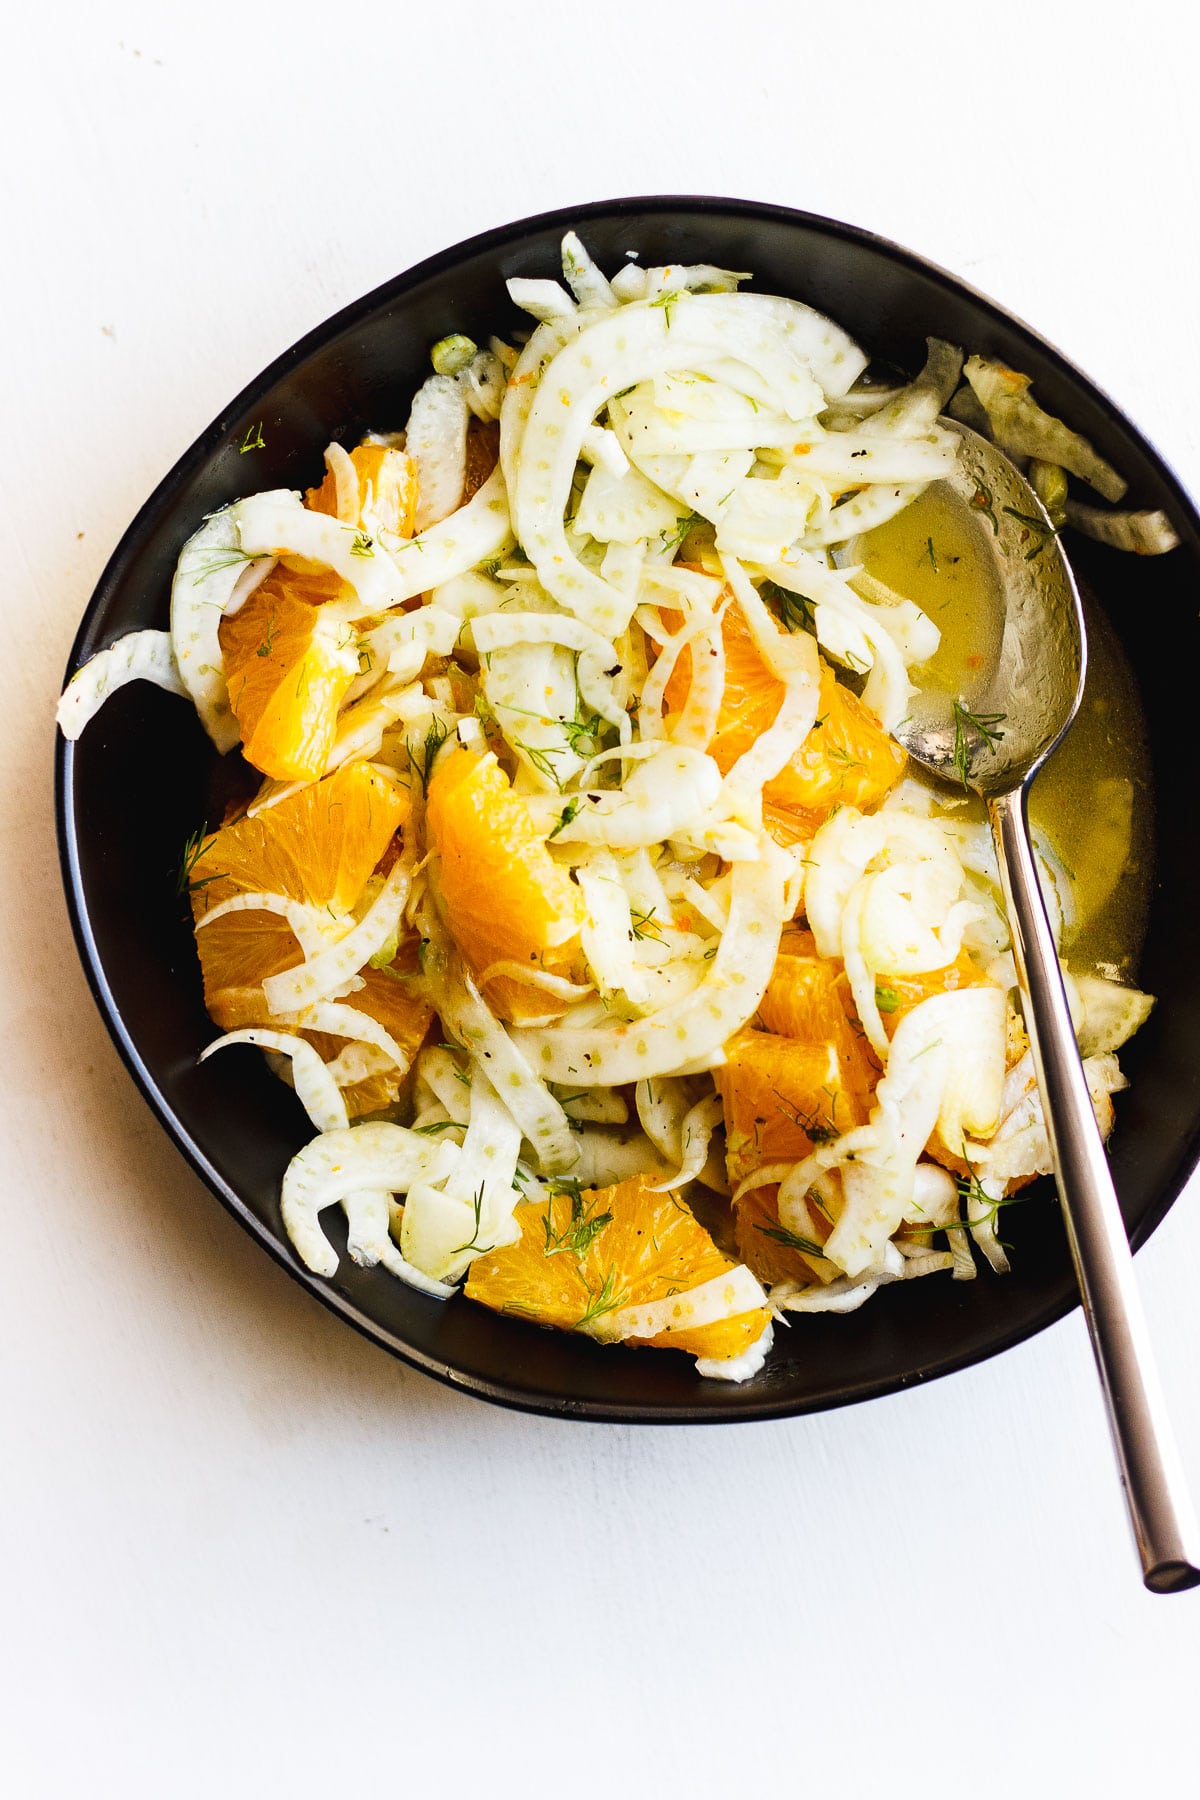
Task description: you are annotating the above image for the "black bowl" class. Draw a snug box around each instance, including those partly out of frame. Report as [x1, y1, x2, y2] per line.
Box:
[55, 196, 1200, 1423]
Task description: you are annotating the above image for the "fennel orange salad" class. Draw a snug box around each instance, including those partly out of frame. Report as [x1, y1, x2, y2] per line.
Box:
[59, 232, 1173, 1382]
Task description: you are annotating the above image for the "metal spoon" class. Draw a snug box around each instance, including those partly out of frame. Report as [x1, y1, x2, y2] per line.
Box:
[896, 421, 1200, 1593]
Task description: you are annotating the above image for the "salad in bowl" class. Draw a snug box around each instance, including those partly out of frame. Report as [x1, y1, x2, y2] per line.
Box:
[58, 223, 1171, 1390]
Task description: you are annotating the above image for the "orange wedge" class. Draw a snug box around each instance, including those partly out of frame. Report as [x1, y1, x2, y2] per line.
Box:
[762, 802, 816, 848]
[300, 943, 432, 1117]
[219, 564, 360, 782]
[720, 925, 882, 1186]
[189, 761, 408, 921]
[465, 1174, 771, 1366]
[766, 660, 907, 828]
[733, 1181, 834, 1287]
[306, 441, 418, 542]
[757, 925, 879, 1096]
[664, 597, 782, 773]
[874, 953, 1004, 1178]
[874, 950, 998, 1038]
[188, 762, 432, 1116]
[425, 746, 586, 1024]
[664, 603, 905, 830]
[758, 924, 843, 1035]
[714, 1028, 872, 1186]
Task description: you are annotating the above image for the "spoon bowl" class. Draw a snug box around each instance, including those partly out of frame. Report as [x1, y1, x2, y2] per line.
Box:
[897, 422, 1084, 793]
[897, 425, 1200, 1594]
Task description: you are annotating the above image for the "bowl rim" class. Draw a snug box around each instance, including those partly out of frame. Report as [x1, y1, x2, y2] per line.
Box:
[54, 193, 1200, 1424]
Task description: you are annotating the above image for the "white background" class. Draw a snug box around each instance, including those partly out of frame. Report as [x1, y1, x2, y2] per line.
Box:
[4, 3, 1199, 1794]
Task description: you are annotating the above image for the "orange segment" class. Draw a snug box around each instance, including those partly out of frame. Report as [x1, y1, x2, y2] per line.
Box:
[219, 565, 360, 782]
[664, 598, 782, 773]
[875, 953, 1003, 1176]
[714, 1029, 872, 1186]
[306, 441, 418, 542]
[758, 925, 842, 1037]
[188, 762, 430, 1116]
[425, 747, 586, 1024]
[763, 802, 815, 848]
[722, 925, 881, 1187]
[188, 909, 301, 1030]
[875, 950, 997, 1038]
[302, 957, 432, 1118]
[465, 1175, 771, 1366]
[663, 603, 905, 828]
[734, 1181, 833, 1287]
[190, 761, 408, 916]
[757, 926, 879, 1098]
[765, 661, 907, 828]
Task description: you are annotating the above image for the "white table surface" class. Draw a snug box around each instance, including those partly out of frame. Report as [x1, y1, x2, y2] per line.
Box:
[5, 4, 1199, 1793]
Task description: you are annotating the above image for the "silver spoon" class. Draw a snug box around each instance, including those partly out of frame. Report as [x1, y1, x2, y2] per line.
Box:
[896, 421, 1200, 1593]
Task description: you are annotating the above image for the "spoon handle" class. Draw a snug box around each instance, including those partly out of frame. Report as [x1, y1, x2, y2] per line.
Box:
[989, 787, 1200, 1592]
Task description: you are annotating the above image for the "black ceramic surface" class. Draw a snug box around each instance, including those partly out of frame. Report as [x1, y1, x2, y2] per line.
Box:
[56, 197, 1200, 1422]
